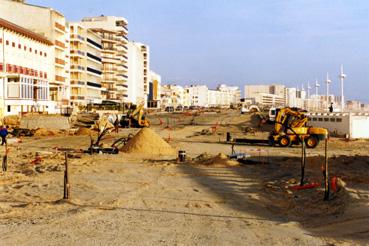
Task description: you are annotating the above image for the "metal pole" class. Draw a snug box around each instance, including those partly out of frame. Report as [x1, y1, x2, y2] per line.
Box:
[63, 152, 70, 200]
[2, 143, 7, 172]
[324, 138, 330, 200]
[300, 137, 306, 186]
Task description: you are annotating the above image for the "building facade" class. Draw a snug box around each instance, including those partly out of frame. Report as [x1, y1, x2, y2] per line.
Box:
[0, 0, 70, 108]
[69, 22, 103, 106]
[81, 16, 129, 102]
[0, 18, 53, 116]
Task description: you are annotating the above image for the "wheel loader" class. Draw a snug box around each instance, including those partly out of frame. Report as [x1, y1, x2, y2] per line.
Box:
[268, 107, 328, 148]
[120, 103, 150, 128]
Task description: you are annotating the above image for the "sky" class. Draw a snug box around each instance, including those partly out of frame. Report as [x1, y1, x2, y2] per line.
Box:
[28, 0, 369, 101]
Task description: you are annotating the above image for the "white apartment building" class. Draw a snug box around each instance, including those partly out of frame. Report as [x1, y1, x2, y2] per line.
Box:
[244, 84, 286, 107]
[186, 85, 209, 107]
[161, 85, 185, 108]
[0, 0, 70, 108]
[217, 84, 241, 106]
[81, 16, 129, 102]
[69, 23, 103, 106]
[0, 18, 53, 116]
[127, 41, 149, 106]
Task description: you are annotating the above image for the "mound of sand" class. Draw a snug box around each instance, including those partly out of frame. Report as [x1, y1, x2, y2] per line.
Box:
[194, 153, 239, 167]
[121, 128, 175, 155]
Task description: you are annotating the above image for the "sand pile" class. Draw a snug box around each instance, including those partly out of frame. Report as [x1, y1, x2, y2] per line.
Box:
[194, 153, 239, 167]
[121, 128, 175, 155]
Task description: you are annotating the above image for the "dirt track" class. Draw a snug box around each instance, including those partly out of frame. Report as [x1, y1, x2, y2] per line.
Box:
[0, 110, 368, 245]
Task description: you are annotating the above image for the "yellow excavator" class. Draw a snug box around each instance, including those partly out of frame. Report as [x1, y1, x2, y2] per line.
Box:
[269, 107, 328, 148]
[120, 103, 150, 128]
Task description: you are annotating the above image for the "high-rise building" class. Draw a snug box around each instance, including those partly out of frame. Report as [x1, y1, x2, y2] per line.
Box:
[0, 0, 70, 108]
[0, 18, 53, 116]
[81, 16, 129, 102]
[127, 41, 145, 105]
[69, 22, 103, 106]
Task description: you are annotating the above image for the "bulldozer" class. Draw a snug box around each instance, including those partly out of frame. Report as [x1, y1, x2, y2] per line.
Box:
[269, 107, 328, 148]
[120, 103, 150, 128]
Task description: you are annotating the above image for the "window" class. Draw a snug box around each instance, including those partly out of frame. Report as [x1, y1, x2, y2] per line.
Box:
[7, 105, 11, 113]
[24, 46, 27, 51]
[0, 38, 2, 43]
[18, 44, 21, 49]
[44, 53, 47, 57]
[40, 51, 43, 56]
[29, 47, 32, 52]
[336, 118, 342, 122]
[6, 40, 9, 45]
[12, 42, 15, 47]
[330, 118, 336, 122]
[312, 117, 317, 121]
[35, 50, 37, 54]
[324, 118, 329, 122]
[318, 118, 323, 122]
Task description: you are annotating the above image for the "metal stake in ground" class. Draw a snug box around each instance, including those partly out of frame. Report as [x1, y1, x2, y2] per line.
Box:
[324, 138, 330, 201]
[300, 137, 306, 186]
[63, 152, 70, 200]
[2, 143, 8, 172]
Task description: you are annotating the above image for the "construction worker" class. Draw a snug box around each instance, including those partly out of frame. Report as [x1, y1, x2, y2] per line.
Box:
[329, 103, 334, 113]
[0, 125, 8, 145]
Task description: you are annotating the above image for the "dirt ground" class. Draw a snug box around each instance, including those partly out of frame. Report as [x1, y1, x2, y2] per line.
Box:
[0, 110, 368, 245]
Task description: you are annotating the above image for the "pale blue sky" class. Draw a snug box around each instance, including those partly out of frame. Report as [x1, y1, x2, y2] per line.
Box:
[29, 0, 369, 101]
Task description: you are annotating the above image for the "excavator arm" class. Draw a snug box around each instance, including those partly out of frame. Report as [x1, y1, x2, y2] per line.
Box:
[274, 108, 306, 134]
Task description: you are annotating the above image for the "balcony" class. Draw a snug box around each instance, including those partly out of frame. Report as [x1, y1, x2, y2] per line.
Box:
[86, 52, 102, 63]
[70, 34, 85, 42]
[71, 96, 85, 100]
[87, 38, 102, 49]
[55, 22, 66, 33]
[117, 74, 128, 79]
[70, 50, 85, 57]
[87, 81, 102, 88]
[71, 80, 85, 86]
[70, 65, 85, 71]
[55, 75, 65, 83]
[55, 58, 65, 66]
[87, 67, 102, 75]
[55, 40, 65, 50]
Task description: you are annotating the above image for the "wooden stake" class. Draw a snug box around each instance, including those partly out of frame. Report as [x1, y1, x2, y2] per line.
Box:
[63, 152, 70, 200]
[324, 138, 330, 201]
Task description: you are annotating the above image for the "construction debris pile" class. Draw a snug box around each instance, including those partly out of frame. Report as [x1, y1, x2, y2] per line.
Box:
[121, 128, 175, 155]
[193, 153, 240, 167]
[74, 112, 100, 128]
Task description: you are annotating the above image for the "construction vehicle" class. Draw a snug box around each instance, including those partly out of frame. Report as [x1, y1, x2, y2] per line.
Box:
[240, 103, 260, 114]
[120, 103, 150, 128]
[268, 107, 328, 148]
[229, 107, 328, 149]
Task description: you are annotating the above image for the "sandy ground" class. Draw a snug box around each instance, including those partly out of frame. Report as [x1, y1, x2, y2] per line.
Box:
[0, 110, 368, 245]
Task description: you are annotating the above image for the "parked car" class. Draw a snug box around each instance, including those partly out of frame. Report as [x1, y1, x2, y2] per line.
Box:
[176, 105, 183, 111]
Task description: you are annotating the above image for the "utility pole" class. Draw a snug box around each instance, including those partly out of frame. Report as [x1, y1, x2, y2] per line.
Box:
[339, 65, 346, 112]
